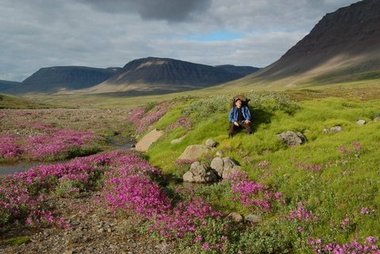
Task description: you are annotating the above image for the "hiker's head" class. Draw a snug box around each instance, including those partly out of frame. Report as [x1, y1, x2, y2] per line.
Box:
[234, 99, 242, 108]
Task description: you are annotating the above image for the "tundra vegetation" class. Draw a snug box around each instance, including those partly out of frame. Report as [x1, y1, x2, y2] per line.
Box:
[0, 85, 379, 253]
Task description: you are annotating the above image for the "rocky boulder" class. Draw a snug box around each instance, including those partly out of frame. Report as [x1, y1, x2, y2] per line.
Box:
[178, 145, 210, 161]
[210, 157, 242, 179]
[277, 131, 306, 146]
[182, 161, 219, 183]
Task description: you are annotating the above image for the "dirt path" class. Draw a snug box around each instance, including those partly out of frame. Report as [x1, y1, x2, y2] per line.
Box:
[0, 192, 175, 254]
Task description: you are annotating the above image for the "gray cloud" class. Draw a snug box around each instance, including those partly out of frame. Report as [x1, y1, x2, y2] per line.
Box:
[0, 0, 359, 81]
[79, 0, 212, 22]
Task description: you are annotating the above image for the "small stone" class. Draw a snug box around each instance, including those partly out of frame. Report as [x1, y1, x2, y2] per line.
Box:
[330, 126, 342, 133]
[277, 131, 306, 146]
[97, 228, 104, 233]
[227, 212, 244, 223]
[205, 139, 217, 148]
[374, 116, 380, 122]
[245, 214, 262, 223]
[356, 119, 366, 125]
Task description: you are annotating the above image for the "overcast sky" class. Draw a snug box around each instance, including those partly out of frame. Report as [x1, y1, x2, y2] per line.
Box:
[0, 0, 359, 81]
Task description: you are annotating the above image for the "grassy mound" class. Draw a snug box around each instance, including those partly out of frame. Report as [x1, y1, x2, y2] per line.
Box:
[144, 90, 379, 252]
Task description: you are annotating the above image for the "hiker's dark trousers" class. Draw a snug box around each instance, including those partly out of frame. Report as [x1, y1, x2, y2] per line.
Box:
[228, 122, 252, 136]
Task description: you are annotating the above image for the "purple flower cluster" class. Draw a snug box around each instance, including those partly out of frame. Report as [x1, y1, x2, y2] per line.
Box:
[360, 207, 375, 215]
[152, 198, 221, 239]
[0, 151, 126, 229]
[168, 116, 192, 130]
[338, 141, 362, 158]
[225, 170, 283, 212]
[0, 175, 67, 229]
[103, 154, 221, 239]
[308, 237, 379, 253]
[0, 128, 96, 161]
[127, 103, 170, 133]
[25, 129, 95, 159]
[0, 136, 22, 159]
[287, 202, 317, 221]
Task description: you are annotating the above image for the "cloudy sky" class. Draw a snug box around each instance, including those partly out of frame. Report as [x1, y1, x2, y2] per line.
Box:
[0, 0, 359, 81]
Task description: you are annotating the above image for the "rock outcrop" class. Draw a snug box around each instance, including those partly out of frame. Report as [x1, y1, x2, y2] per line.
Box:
[182, 161, 219, 183]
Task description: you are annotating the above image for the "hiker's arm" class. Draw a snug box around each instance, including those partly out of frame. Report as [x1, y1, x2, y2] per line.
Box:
[245, 107, 252, 121]
[228, 109, 234, 123]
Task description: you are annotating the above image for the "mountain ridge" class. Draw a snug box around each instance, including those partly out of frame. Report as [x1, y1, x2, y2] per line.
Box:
[228, 0, 380, 87]
[75, 57, 259, 94]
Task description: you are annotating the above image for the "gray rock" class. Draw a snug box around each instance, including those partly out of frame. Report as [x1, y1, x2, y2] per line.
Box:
[323, 126, 343, 134]
[210, 157, 224, 177]
[374, 116, 380, 122]
[223, 157, 237, 170]
[183, 161, 219, 183]
[245, 214, 262, 223]
[356, 119, 366, 125]
[210, 157, 239, 179]
[227, 212, 244, 223]
[277, 131, 306, 146]
[178, 145, 210, 161]
[330, 126, 343, 133]
[182, 171, 194, 182]
[205, 138, 217, 148]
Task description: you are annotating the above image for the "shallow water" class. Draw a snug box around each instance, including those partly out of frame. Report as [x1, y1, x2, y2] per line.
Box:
[0, 162, 43, 175]
[106, 136, 135, 149]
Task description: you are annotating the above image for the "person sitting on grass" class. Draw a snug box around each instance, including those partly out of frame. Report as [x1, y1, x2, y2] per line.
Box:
[228, 96, 252, 137]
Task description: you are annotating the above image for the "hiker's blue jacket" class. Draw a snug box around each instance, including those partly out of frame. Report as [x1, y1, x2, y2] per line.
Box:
[228, 106, 251, 123]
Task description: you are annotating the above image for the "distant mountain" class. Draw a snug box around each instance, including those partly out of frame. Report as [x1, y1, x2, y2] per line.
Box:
[0, 80, 21, 92]
[83, 57, 257, 94]
[11, 66, 122, 93]
[231, 0, 380, 87]
[215, 65, 259, 76]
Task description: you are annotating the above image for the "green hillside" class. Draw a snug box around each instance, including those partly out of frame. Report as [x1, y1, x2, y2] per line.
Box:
[139, 87, 380, 252]
[0, 93, 52, 109]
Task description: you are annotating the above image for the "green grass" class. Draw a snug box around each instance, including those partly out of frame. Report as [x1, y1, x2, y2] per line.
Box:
[145, 90, 380, 251]
[2, 78, 379, 252]
[0, 93, 52, 109]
